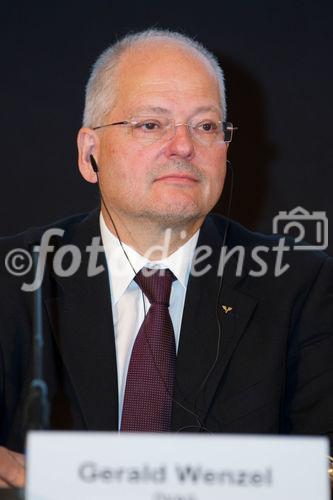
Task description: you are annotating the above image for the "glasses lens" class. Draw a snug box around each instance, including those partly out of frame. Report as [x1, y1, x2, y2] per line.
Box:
[190, 119, 223, 145]
[131, 117, 170, 143]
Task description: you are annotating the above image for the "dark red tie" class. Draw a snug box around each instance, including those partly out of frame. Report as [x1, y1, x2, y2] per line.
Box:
[121, 267, 176, 432]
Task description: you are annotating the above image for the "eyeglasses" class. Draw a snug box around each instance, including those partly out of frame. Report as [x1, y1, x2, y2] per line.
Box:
[92, 117, 237, 146]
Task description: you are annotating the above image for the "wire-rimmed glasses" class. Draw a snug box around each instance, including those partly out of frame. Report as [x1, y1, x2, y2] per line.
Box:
[92, 117, 237, 146]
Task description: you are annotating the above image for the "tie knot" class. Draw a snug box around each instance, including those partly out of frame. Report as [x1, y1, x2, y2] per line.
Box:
[135, 267, 176, 305]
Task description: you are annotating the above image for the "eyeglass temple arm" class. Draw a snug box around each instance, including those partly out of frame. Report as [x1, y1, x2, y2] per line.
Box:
[225, 124, 238, 131]
[92, 121, 129, 131]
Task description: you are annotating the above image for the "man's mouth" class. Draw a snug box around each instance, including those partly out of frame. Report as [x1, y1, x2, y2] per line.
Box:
[154, 173, 199, 184]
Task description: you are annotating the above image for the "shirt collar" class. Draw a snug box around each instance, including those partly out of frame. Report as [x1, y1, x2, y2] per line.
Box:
[99, 212, 199, 305]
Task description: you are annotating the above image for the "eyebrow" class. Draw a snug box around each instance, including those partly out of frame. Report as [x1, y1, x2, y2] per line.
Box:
[192, 105, 221, 115]
[131, 105, 221, 116]
[132, 106, 170, 115]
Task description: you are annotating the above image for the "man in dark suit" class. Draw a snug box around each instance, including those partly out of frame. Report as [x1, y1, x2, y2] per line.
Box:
[1, 29, 333, 487]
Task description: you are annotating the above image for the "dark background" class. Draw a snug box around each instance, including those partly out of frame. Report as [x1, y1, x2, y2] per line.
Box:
[1, 1, 332, 252]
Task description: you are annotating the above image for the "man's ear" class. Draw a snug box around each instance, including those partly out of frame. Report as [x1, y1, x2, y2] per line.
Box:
[77, 127, 99, 183]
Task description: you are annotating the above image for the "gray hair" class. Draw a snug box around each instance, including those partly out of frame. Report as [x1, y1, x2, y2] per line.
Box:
[83, 29, 227, 128]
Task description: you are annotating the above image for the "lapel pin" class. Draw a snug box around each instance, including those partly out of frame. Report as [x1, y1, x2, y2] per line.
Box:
[222, 305, 233, 314]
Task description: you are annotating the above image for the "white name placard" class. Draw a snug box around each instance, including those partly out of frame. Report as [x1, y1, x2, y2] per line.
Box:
[26, 432, 330, 500]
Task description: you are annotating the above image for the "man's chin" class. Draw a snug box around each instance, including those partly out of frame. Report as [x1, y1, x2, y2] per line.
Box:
[138, 206, 206, 228]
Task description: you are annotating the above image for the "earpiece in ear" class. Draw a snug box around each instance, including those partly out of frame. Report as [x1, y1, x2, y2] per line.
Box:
[90, 154, 99, 173]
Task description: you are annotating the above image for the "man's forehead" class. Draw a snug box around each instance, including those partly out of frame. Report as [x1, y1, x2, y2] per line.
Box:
[115, 41, 218, 86]
[109, 42, 222, 116]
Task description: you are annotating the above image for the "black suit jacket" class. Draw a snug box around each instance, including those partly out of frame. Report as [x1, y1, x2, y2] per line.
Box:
[1, 209, 333, 452]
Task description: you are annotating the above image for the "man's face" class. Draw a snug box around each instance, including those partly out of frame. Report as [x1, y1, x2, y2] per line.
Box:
[93, 42, 228, 232]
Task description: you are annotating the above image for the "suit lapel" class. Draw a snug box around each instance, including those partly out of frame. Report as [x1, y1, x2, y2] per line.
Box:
[44, 209, 119, 430]
[172, 216, 257, 431]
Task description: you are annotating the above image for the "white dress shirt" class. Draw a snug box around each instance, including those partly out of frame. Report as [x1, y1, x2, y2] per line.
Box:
[99, 213, 199, 422]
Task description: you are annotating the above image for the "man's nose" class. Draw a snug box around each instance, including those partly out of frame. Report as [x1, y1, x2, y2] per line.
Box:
[165, 124, 195, 160]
